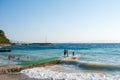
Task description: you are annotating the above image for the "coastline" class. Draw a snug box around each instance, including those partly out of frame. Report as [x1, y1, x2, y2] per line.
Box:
[0, 44, 11, 47]
[0, 56, 79, 74]
[0, 56, 78, 80]
[0, 56, 120, 80]
[20, 56, 120, 80]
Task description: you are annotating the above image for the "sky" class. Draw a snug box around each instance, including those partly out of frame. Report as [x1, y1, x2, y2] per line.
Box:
[0, 0, 120, 43]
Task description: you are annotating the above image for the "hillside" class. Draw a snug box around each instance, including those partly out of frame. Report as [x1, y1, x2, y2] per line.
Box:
[0, 30, 10, 44]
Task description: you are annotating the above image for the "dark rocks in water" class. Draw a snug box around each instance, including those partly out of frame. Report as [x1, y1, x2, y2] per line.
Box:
[0, 65, 22, 74]
[0, 60, 60, 74]
[0, 49, 11, 52]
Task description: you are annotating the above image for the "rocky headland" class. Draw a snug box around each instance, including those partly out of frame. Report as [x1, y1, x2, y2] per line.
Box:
[0, 30, 10, 47]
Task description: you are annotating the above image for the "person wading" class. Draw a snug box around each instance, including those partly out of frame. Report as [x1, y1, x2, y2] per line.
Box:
[64, 49, 68, 57]
[72, 51, 75, 56]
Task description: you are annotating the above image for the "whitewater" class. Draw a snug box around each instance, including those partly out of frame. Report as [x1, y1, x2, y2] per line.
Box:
[21, 56, 120, 80]
[21, 67, 120, 80]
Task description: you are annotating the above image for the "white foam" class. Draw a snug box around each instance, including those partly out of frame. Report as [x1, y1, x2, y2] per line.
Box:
[21, 67, 120, 80]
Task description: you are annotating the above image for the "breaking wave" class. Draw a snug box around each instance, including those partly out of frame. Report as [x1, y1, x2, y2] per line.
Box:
[21, 68, 120, 80]
[60, 60, 120, 72]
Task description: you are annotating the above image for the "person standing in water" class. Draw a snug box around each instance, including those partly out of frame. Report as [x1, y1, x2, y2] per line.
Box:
[64, 49, 69, 57]
[72, 51, 75, 56]
[64, 49, 67, 57]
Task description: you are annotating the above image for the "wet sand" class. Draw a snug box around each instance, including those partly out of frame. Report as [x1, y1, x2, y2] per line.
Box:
[0, 73, 23, 80]
[0, 73, 39, 80]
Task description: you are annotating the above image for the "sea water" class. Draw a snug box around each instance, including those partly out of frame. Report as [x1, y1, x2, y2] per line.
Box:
[1, 43, 120, 73]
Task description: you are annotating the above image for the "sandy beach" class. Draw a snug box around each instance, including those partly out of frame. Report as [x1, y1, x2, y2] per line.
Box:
[0, 73, 40, 80]
[0, 65, 29, 80]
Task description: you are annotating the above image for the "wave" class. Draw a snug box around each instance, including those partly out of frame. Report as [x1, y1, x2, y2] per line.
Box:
[60, 60, 120, 71]
[21, 67, 120, 80]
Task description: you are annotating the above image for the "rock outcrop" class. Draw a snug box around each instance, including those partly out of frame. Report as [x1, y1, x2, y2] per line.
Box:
[0, 30, 10, 44]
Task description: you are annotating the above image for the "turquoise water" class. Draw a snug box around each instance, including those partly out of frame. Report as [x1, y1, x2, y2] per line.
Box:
[0, 43, 120, 73]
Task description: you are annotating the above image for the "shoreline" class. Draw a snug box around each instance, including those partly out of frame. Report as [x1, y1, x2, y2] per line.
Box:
[0, 56, 79, 74]
[0, 59, 61, 74]
[20, 56, 120, 80]
[0, 44, 11, 47]
[0, 58, 61, 80]
[21, 67, 120, 80]
[0, 56, 79, 80]
[0, 56, 120, 80]
[1, 67, 119, 80]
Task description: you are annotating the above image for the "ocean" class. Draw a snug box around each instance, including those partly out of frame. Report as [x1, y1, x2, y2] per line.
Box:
[1, 43, 120, 74]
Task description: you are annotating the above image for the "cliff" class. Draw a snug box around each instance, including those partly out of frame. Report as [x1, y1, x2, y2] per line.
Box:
[0, 30, 10, 44]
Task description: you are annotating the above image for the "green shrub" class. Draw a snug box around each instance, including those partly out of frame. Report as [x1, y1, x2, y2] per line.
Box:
[0, 30, 10, 44]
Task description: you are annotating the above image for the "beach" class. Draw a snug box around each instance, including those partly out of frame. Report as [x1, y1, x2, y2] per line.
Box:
[1, 65, 120, 80]
[0, 73, 40, 80]
[0, 56, 77, 80]
[20, 56, 120, 80]
[0, 56, 119, 80]
[0, 59, 61, 80]
[1, 0, 120, 79]
[0, 43, 120, 80]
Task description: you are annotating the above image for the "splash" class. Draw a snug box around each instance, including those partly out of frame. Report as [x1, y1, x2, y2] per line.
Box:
[21, 67, 120, 80]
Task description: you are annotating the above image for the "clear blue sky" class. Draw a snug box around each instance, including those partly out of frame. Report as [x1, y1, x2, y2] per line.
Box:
[0, 0, 120, 43]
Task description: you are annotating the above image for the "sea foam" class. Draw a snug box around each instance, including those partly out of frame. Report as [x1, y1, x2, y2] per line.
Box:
[21, 67, 120, 80]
